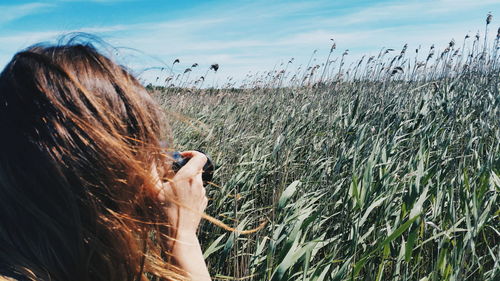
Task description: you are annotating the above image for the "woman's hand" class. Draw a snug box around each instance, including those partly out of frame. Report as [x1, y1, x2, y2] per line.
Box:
[158, 150, 208, 234]
[152, 150, 211, 280]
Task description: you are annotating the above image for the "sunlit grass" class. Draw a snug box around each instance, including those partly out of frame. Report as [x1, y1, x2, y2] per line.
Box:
[152, 17, 499, 281]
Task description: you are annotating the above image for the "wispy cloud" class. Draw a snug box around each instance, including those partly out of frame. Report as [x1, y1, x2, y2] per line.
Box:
[0, 0, 498, 83]
[60, 0, 137, 3]
[319, 0, 498, 26]
[0, 2, 54, 25]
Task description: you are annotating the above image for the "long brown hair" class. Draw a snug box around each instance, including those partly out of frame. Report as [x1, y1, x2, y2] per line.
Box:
[0, 37, 186, 280]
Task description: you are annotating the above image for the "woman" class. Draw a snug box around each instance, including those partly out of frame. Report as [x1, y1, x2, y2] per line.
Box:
[0, 39, 211, 280]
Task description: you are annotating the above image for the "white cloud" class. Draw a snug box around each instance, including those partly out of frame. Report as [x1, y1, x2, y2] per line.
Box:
[317, 0, 498, 27]
[1, 0, 499, 84]
[60, 0, 137, 3]
[0, 2, 54, 25]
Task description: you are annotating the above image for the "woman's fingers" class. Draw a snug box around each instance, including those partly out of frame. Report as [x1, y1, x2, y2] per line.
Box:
[174, 151, 208, 181]
[179, 150, 203, 158]
[155, 150, 209, 225]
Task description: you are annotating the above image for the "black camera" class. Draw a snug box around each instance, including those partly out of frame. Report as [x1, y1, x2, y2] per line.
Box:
[171, 151, 214, 185]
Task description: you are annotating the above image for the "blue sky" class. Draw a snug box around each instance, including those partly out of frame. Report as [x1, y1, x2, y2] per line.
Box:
[0, 0, 499, 85]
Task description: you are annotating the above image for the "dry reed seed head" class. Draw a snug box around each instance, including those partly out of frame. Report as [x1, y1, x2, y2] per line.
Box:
[475, 32, 480, 40]
[391, 66, 404, 75]
[486, 13, 492, 25]
[401, 44, 408, 54]
[497, 27, 500, 38]
[183, 68, 191, 73]
[465, 34, 470, 39]
[173, 59, 180, 64]
[330, 43, 337, 52]
[449, 39, 455, 48]
[210, 63, 219, 72]
[390, 56, 398, 65]
[191, 63, 198, 68]
[357, 56, 365, 66]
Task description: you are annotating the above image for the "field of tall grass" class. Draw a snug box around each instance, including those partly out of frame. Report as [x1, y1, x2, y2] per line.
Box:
[150, 18, 499, 281]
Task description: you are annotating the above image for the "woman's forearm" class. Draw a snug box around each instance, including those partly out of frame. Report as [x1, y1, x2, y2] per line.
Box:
[172, 231, 211, 281]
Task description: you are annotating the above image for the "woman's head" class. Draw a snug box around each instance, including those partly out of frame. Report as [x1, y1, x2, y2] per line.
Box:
[0, 38, 183, 280]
